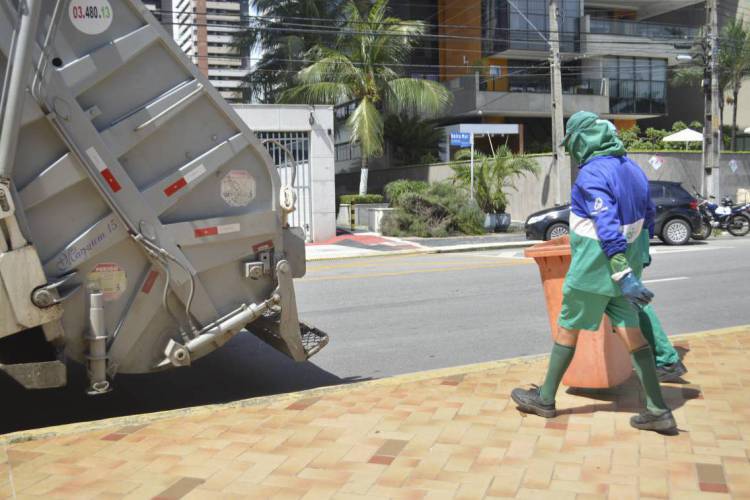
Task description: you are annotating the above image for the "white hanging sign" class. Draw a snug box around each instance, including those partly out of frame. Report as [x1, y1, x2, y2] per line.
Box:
[648, 155, 664, 171]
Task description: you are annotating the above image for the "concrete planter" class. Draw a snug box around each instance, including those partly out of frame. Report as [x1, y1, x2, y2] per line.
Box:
[368, 207, 395, 233]
[337, 203, 390, 229]
[484, 212, 511, 232]
[337, 203, 352, 226]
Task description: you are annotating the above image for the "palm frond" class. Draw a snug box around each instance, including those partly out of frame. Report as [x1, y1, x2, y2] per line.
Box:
[671, 65, 702, 87]
[385, 78, 453, 117]
[297, 53, 363, 87]
[348, 98, 384, 159]
[278, 82, 354, 104]
[451, 147, 538, 213]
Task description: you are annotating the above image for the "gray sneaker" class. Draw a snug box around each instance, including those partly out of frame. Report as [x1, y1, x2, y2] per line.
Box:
[656, 360, 687, 382]
[630, 409, 677, 432]
[511, 387, 556, 418]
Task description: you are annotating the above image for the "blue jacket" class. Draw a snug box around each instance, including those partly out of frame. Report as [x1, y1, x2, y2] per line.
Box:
[565, 155, 655, 296]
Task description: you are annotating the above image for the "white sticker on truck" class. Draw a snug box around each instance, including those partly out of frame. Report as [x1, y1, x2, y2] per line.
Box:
[69, 1, 113, 35]
[221, 170, 256, 207]
[87, 262, 127, 301]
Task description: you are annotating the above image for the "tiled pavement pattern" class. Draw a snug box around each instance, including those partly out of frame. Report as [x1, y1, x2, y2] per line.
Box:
[1, 327, 749, 499]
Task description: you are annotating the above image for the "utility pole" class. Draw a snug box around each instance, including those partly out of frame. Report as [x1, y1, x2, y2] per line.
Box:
[506, 0, 567, 205]
[548, 0, 566, 204]
[705, 0, 721, 199]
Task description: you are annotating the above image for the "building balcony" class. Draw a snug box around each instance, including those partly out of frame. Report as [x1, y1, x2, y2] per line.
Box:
[446, 73, 610, 118]
[589, 18, 698, 39]
[580, 16, 698, 62]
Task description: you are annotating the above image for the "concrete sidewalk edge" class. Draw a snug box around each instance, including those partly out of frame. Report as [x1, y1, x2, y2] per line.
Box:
[3, 323, 748, 445]
[306, 240, 541, 262]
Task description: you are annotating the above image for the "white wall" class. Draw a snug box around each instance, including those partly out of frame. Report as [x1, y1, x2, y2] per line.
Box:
[232, 104, 336, 243]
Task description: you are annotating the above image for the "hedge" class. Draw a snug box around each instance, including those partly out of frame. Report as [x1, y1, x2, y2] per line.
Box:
[339, 194, 385, 205]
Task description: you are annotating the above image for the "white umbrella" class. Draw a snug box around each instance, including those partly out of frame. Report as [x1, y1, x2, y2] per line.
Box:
[663, 128, 703, 150]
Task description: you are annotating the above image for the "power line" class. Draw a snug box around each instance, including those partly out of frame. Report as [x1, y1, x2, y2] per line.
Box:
[152, 9, 703, 45]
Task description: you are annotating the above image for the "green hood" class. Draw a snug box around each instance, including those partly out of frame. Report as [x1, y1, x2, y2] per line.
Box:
[562, 111, 626, 165]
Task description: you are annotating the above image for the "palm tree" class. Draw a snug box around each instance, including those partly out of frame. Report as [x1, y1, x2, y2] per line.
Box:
[280, 0, 452, 194]
[451, 145, 539, 216]
[384, 114, 443, 166]
[721, 19, 750, 150]
[672, 20, 750, 150]
[232, 0, 338, 103]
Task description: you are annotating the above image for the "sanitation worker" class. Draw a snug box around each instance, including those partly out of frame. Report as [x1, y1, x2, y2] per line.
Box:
[511, 111, 676, 432]
[600, 121, 687, 382]
[640, 305, 687, 381]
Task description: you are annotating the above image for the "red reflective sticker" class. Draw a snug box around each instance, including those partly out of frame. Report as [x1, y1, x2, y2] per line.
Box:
[141, 270, 160, 294]
[194, 226, 219, 238]
[101, 169, 122, 192]
[164, 177, 187, 197]
[252, 239, 273, 252]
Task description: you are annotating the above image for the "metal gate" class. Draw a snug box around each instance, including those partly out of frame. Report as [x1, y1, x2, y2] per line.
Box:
[257, 131, 312, 241]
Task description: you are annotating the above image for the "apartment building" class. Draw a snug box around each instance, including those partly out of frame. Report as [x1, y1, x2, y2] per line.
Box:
[143, 0, 251, 102]
[335, 0, 750, 174]
[434, 0, 709, 155]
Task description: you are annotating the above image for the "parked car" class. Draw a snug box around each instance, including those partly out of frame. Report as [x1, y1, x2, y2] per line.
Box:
[525, 181, 702, 245]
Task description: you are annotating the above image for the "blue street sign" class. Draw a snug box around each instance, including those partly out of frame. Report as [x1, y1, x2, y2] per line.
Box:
[450, 132, 471, 147]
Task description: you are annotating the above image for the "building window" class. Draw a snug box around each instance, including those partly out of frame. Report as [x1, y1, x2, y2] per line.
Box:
[605, 57, 666, 114]
[484, 0, 581, 55]
[335, 142, 361, 162]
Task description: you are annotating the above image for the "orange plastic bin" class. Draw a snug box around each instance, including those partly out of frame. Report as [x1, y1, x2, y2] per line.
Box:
[524, 236, 632, 389]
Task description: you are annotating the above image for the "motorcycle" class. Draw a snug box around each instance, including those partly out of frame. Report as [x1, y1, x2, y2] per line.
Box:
[691, 191, 750, 239]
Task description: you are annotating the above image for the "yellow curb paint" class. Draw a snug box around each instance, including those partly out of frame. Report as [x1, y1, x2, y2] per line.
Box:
[3, 325, 748, 445]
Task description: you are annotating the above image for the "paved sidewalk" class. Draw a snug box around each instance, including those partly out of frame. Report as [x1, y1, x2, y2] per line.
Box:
[306, 231, 537, 261]
[2, 326, 749, 499]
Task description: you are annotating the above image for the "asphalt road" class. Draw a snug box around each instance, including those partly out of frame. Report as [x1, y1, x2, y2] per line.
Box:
[2, 236, 750, 433]
[302, 236, 750, 379]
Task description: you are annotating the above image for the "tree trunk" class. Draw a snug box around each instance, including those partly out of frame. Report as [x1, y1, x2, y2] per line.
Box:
[731, 89, 739, 151]
[358, 155, 368, 195]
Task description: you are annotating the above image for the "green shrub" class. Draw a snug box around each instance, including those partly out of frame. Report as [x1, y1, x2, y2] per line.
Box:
[380, 182, 484, 238]
[451, 145, 538, 214]
[384, 179, 429, 206]
[339, 194, 384, 205]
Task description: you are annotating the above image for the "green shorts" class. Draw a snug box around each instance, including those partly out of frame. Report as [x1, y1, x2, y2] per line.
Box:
[558, 284, 640, 331]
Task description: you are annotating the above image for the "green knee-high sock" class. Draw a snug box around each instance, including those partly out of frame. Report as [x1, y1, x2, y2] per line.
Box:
[539, 343, 576, 404]
[631, 345, 669, 413]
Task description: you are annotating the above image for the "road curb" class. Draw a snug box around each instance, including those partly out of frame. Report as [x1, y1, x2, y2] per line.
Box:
[306, 240, 540, 262]
[3, 325, 748, 445]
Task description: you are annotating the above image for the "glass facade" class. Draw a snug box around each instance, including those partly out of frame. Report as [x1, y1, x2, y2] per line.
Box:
[478, 59, 605, 96]
[604, 57, 667, 114]
[483, 0, 581, 55]
[589, 18, 698, 39]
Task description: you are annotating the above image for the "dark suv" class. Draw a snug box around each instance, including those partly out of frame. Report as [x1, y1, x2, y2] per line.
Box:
[525, 181, 702, 245]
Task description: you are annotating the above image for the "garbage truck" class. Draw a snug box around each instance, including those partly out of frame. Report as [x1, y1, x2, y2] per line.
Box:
[0, 0, 327, 394]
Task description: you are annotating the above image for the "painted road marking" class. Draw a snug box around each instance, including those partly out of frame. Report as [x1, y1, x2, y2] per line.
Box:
[643, 277, 689, 284]
[651, 246, 731, 254]
[301, 260, 530, 282]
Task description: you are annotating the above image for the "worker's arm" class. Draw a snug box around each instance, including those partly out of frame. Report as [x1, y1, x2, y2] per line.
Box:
[576, 168, 654, 308]
[576, 168, 627, 258]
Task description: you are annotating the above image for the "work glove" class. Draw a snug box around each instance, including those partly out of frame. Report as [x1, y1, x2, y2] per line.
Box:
[610, 253, 654, 310]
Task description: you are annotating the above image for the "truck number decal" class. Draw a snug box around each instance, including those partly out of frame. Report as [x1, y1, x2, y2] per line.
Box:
[69, 1, 113, 35]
